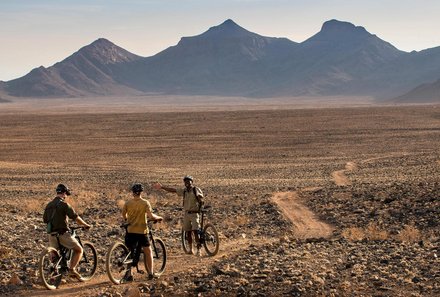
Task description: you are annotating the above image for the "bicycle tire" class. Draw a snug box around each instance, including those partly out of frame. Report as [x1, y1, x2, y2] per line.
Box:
[203, 223, 220, 256]
[151, 238, 167, 275]
[106, 241, 130, 284]
[39, 247, 62, 290]
[77, 241, 98, 281]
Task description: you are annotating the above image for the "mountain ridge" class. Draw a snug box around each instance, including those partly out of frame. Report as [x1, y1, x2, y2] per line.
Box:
[3, 19, 440, 102]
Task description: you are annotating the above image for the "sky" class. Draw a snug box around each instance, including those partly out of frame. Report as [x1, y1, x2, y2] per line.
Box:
[1, 0, 440, 81]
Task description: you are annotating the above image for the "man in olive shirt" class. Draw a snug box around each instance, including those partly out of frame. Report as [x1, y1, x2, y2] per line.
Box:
[153, 175, 204, 256]
[122, 183, 163, 281]
[43, 184, 91, 279]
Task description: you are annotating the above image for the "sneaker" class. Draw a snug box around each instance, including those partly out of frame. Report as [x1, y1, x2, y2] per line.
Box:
[68, 268, 82, 279]
[186, 249, 193, 255]
[148, 273, 158, 280]
[195, 248, 201, 257]
[121, 270, 133, 283]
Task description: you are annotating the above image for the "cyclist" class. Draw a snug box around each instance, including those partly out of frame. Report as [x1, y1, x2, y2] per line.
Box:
[43, 184, 91, 279]
[153, 175, 204, 256]
[122, 183, 163, 281]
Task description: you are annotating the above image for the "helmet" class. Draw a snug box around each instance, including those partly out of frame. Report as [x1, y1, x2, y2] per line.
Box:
[56, 184, 71, 196]
[183, 175, 193, 181]
[131, 183, 144, 193]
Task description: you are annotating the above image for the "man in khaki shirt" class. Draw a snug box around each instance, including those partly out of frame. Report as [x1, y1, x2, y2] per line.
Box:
[122, 183, 162, 281]
[153, 175, 204, 256]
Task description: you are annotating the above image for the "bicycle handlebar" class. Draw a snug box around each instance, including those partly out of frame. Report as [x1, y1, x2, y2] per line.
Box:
[69, 225, 90, 231]
[175, 205, 212, 213]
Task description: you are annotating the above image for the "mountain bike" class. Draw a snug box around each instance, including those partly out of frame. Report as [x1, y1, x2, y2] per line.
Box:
[181, 205, 220, 256]
[106, 219, 166, 284]
[38, 226, 97, 290]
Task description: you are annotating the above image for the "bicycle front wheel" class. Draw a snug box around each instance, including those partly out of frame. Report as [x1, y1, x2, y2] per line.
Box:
[39, 247, 62, 290]
[106, 241, 130, 284]
[151, 238, 167, 275]
[77, 241, 97, 281]
[203, 223, 220, 256]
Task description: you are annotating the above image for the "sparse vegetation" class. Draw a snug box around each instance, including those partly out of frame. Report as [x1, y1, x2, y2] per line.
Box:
[397, 223, 422, 243]
[0, 105, 438, 296]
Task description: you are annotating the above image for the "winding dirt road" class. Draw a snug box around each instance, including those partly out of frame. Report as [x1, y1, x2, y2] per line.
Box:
[271, 191, 334, 239]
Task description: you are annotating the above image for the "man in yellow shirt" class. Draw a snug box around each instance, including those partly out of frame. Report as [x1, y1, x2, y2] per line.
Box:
[122, 183, 162, 281]
[153, 175, 204, 256]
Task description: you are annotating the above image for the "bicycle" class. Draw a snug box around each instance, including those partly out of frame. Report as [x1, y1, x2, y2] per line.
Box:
[38, 226, 97, 290]
[106, 219, 167, 284]
[181, 205, 220, 256]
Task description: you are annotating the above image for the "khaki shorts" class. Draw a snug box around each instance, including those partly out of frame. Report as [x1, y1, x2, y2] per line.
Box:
[48, 232, 82, 250]
[182, 213, 200, 231]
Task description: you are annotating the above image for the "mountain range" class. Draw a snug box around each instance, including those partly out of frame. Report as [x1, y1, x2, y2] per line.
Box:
[1, 19, 440, 103]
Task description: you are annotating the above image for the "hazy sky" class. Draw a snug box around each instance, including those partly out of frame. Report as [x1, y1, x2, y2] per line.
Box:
[1, 0, 440, 81]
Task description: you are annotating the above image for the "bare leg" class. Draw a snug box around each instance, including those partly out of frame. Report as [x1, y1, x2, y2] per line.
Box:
[69, 247, 83, 270]
[144, 246, 154, 275]
[192, 230, 201, 248]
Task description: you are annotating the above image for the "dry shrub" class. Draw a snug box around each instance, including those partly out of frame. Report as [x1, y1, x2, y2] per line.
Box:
[235, 215, 249, 226]
[67, 189, 99, 211]
[0, 245, 15, 259]
[22, 198, 46, 213]
[342, 223, 388, 241]
[339, 280, 353, 293]
[365, 223, 388, 240]
[342, 227, 365, 241]
[396, 224, 421, 243]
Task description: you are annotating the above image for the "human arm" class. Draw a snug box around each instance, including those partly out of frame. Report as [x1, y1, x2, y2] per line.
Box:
[148, 212, 163, 222]
[66, 203, 91, 228]
[152, 182, 177, 193]
[145, 200, 163, 222]
[75, 216, 91, 229]
[122, 203, 128, 221]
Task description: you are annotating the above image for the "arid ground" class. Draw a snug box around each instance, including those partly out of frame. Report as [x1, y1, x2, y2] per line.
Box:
[0, 100, 439, 296]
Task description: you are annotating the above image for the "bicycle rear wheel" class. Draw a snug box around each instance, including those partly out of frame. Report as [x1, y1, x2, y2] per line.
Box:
[77, 241, 97, 281]
[106, 241, 131, 284]
[151, 238, 167, 275]
[39, 247, 62, 290]
[203, 223, 220, 256]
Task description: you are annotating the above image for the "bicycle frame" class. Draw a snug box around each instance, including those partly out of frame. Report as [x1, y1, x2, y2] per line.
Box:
[121, 220, 162, 272]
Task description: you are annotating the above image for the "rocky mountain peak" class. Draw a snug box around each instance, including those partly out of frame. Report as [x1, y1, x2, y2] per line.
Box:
[72, 38, 141, 64]
[307, 19, 371, 43]
[199, 18, 257, 39]
[321, 19, 367, 34]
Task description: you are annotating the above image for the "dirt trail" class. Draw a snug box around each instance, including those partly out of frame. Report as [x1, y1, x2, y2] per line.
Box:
[27, 237, 260, 297]
[331, 154, 413, 186]
[27, 190, 334, 296]
[271, 192, 334, 239]
[331, 161, 356, 186]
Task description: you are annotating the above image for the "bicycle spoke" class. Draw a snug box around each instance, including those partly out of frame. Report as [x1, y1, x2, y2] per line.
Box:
[106, 242, 131, 284]
[77, 242, 97, 281]
[203, 224, 220, 256]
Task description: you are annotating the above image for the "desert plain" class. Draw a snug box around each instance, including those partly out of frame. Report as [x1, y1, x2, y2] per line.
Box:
[0, 99, 439, 296]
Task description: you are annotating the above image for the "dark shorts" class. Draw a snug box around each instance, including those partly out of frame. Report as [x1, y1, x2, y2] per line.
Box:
[125, 233, 150, 248]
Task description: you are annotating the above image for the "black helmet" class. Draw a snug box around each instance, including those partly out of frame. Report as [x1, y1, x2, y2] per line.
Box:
[183, 175, 193, 181]
[56, 184, 71, 196]
[131, 183, 144, 193]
